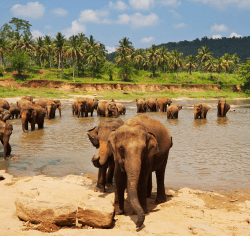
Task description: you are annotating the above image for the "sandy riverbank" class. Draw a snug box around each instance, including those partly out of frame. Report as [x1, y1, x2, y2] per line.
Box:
[0, 171, 249, 236]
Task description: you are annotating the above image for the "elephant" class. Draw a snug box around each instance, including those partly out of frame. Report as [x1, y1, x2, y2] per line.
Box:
[21, 104, 46, 132]
[85, 98, 99, 117]
[97, 100, 119, 117]
[217, 100, 230, 117]
[0, 109, 11, 122]
[72, 100, 78, 115]
[36, 98, 49, 108]
[45, 101, 57, 119]
[0, 120, 13, 159]
[116, 103, 126, 115]
[105, 115, 172, 227]
[88, 118, 124, 192]
[136, 98, 147, 113]
[9, 105, 21, 119]
[53, 100, 62, 117]
[17, 98, 33, 110]
[167, 105, 182, 119]
[146, 97, 157, 112]
[156, 98, 172, 112]
[194, 103, 209, 119]
[21, 95, 33, 102]
[0, 99, 10, 110]
[77, 99, 88, 118]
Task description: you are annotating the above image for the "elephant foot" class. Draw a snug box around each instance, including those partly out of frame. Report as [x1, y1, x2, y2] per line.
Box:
[142, 206, 148, 214]
[116, 209, 124, 215]
[147, 192, 151, 198]
[155, 195, 166, 204]
[94, 185, 106, 193]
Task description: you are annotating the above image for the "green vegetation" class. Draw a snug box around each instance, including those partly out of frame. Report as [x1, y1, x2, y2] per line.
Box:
[0, 17, 250, 100]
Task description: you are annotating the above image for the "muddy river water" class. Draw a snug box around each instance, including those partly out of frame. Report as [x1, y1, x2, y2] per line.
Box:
[1, 99, 250, 191]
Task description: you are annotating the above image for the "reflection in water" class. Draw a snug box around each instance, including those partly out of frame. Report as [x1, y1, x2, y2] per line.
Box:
[216, 117, 229, 126]
[1, 100, 250, 191]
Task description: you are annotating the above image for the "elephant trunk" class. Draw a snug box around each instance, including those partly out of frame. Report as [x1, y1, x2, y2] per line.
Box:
[126, 157, 145, 228]
[113, 108, 118, 118]
[22, 118, 28, 132]
[58, 105, 61, 117]
[47, 107, 51, 120]
[92, 141, 111, 167]
[220, 104, 225, 117]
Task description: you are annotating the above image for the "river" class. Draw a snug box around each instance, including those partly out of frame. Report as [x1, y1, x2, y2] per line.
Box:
[1, 99, 250, 191]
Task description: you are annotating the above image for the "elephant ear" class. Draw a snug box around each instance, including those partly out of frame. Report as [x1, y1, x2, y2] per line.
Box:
[87, 126, 99, 149]
[147, 132, 159, 157]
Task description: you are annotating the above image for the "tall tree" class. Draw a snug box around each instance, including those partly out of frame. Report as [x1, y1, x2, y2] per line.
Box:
[215, 57, 226, 83]
[185, 54, 198, 75]
[9, 17, 32, 36]
[116, 37, 134, 81]
[222, 53, 233, 79]
[198, 46, 213, 79]
[158, 46, 169, 73]
[170, 50, 183, 84]
[0, 37, 8, 71]
[54, 32, 65, 78]
[147, 44, 160, 77]
[44, 35, 54, 69]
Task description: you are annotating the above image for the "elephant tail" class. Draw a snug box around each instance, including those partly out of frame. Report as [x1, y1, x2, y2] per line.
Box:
[170, 137, 173, 148]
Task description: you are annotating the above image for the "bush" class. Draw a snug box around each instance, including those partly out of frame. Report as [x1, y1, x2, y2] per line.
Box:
[0, 66, 3, 77]
[7, 49, 29, 75]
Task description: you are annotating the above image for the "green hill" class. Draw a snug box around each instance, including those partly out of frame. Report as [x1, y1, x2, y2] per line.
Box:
[106, 36, 250, 62]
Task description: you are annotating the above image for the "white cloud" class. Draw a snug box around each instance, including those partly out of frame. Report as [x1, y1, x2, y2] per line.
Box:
[189, 0, 250, 9]
[129, 0, 154, 10]
[109, 0, 128, 10]
[107, 46, 116, 53]
[31, 30, 44, 38]
[210, 34, 222, 39]
[159, 0, 181, 7]
[117, 13, 159, 28]
[78, 9, 111, 24]
[62, 20, 86, 38]
[210, 23, 228, 32]
[10, 1, 45, 19]
[169, 9, 182, 18]
[45, 25, 51, 30]
[230, 32, 241, 38]
[173, 23, 187, 28]
[139, 36, 155, 43]
[52, 8, 68, 16]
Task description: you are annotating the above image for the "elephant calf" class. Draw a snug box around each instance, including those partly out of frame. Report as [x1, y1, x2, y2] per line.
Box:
[97, 100, 119, 117]
[167, 105, 182, 119]
[116, 103, 126, 115]
[194, 103, 209, 119]
[136, 98, 147, 113]
[9, 105, 21, 119]
[156, 97, 172, 112]
[87, 118, 124, 192]
[0, 120, 13, 159]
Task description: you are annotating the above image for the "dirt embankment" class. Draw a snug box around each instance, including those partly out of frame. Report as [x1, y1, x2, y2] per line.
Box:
[0, 79, 243, 93]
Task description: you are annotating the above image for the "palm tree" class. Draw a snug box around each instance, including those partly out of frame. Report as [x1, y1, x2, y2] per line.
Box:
[185, 54, 198, 75]
[11, 32, 22, 51]
[116, 37, 134, 80]
[21, 33, 35, 51]
[206, 56, 217, 78]
[66, 35, 79, 82]
[158, 46, 169, 73]
[0, 37, 8, 71]
[215, 57, 226, 83]
[170, 50, 183, 84]
[87, 46, 105, 78]
[44, 35, 54, 69]
[134, 49, 144, 71]
[147, 44, 160, 77]
[54, 32, 65, 78]
[222, 53, 233, 79]
[34, 37, 47, 68]
[198, 46, 213, 79]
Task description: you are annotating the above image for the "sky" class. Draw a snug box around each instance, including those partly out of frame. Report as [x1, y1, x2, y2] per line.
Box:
[0, 0, 249, 53]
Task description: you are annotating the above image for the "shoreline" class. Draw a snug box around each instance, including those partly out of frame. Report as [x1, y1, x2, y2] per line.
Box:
[0, 171, 249, 236]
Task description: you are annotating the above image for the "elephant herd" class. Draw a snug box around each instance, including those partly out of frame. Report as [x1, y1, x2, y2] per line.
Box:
[0, 95, 231, 228]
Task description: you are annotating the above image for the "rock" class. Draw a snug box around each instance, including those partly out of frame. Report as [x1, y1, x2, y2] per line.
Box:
[15, 197, 77, 226]
[77, 197, 114, 228]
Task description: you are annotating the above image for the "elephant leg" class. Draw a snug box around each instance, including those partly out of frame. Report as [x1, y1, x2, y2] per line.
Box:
[137, 172, 149, 214]
[155, 157, 168, 204]
[31, 121, 35, 131]
[147, 173, 152, 198]
[85, 111, 88, 117]
[95, 165, 108, 192]
[106, 163, 114, 184]
[176, 112, 178, 119]
[114, 164, 126, 215]
[6, 143, 11, 156]
[38, 122, 44, 129]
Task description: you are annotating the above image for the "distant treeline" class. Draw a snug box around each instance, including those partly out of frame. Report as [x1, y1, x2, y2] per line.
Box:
[106, 36, 250, 62]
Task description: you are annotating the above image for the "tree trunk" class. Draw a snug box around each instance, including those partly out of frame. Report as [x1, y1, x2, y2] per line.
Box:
[61, 55, 63, 79]
[58, 52, 60, 69]
[73, 59, 75, 82]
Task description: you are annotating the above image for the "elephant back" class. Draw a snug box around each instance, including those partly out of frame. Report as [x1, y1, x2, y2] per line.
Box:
[0, 99, 10, 110]
[37, 99, 50, 108]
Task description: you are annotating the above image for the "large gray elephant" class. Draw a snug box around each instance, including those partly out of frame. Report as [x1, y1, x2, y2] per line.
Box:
[53, 100, 62, 117]
[146, 97, 157, 112]
[85, 98, 99, 117]
[167, 105, 182, 119]
[156, 97, 172, 112]
[105, 115, 173, 227]
[45, 101, 57, 119]
[0, 99, 10, 110]
[217, 100, 230, 117]
[136, 98, 147, 113]
[88, 118, 124, 192]
[97, 100, 119, 117]
[21, 95, 33, 102]
[0, 120, 13, 159]
[194, 103, 209, 119]
[21, 104, 46, 132]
